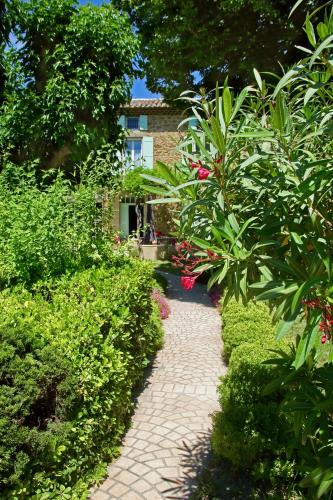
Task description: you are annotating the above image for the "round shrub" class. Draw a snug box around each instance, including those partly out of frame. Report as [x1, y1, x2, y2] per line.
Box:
[221, 298, 275, 361]
[212, 340, 290, 468]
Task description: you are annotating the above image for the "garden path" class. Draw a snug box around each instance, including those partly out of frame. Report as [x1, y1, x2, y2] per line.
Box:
[91, 271, 225, 499]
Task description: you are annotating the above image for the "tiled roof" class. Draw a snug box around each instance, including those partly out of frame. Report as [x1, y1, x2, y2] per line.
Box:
[124, 98, 170, 108]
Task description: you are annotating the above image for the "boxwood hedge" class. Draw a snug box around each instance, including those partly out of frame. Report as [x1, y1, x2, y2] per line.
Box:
[0, 259, 163, 498]
[212, 298, 292, 479]
[221, 298, 275, 361]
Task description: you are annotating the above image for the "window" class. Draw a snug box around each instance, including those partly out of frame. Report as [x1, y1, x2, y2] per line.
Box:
[125, 139, 142, 166]
[126, 116, 139, 130]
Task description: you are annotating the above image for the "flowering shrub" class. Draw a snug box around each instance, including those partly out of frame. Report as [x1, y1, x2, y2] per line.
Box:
[146, 6, 333, 365]
[151, 287, 170, 319]
[144, 4, 333, 496]
[303, 299, 333, 345]
[172, 240, 220, 290]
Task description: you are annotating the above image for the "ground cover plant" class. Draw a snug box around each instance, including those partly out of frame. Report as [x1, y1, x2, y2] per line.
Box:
[144, 2, 333, 496]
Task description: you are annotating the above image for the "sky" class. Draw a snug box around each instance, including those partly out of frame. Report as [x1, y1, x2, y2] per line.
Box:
[78, 0, 160, 99]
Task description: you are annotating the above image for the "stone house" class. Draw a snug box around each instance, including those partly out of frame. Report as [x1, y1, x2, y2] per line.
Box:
[113, 98, 185, 237]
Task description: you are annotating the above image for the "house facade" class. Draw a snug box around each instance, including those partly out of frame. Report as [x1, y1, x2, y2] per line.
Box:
[113, 98, 184, 237]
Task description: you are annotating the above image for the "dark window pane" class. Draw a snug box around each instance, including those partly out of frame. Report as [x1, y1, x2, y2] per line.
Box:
[127, 117, 139, 129]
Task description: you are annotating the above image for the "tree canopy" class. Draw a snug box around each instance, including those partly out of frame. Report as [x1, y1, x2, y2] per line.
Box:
[116, 0, 318, 101]
[0, 0, 139, 170]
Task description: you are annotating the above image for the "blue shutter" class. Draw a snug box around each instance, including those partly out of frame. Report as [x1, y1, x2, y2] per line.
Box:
[142, 137, 153, 169]
[118, 115, 126, 128]
[139, 114, 148, 131]
[188, 118, 198, 128]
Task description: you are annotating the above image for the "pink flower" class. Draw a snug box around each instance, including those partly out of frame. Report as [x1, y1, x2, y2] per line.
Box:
[181, 276, 196, 290]
[198, 167, 210, 180]
[151, 288, 170, 319]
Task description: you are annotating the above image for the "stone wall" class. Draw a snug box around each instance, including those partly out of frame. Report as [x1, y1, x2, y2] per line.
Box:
[124, 109, 184, 166]
[114, 108, 184, 235]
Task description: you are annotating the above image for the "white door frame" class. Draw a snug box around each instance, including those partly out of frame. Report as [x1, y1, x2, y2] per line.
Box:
[120, 202, 134, 236]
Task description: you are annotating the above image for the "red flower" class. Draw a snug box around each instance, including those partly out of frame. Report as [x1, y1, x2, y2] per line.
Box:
[181, 276, 197, 291]
[198, 167, 210, 180]
[321, 334, 327, 345]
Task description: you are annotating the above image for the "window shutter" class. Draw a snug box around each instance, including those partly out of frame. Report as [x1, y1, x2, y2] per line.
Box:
[139, 114, 148, 131]
[188, 118, 198, 128]
[142, 137, 153, 169]
[117, 114, 126, 128]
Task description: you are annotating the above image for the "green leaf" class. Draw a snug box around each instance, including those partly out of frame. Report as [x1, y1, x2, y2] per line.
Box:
[291, 276, 323, 313]
[253, 68, 263, 91]
[255, 283, 299, 301]
[237, 153, 261, 171]
[304, 84, 323, 105]
[223, 86, 232, 125]
[289, 0, 305, 18]
[276, 313, 300, 340]
[273, 68, 299, 98]
[293, 314, 320, 369]
[230, 86, 252, 121]
[310, 34, 333, 68]
[210, 115, 225, 154]
[305, 14, 317, 47]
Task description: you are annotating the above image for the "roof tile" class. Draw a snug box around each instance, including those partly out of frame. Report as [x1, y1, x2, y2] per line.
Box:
[123, 98, 170, 109]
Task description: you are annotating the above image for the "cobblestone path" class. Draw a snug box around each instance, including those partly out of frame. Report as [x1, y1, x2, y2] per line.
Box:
[91, 272, 225, 499]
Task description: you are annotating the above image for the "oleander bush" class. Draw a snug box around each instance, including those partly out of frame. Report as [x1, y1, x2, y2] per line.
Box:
[144, 3, 333, 494]
[0, 260, 163, 498]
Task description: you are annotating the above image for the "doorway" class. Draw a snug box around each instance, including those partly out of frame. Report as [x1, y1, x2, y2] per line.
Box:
[120, 202, 144, 236]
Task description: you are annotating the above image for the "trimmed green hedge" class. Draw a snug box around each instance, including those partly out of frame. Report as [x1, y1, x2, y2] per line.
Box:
[213, 298, 291, 478]
[0, 259, 163, 498]
[221, 298, 275, 361]
[212, 341, 288, 467]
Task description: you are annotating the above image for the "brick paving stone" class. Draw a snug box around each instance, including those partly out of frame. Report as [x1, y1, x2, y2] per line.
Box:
[106, 483, 130, 497]
[130, 479, 151, 493]
[90, 272, 225, 499]
[91, 491, 109, 500]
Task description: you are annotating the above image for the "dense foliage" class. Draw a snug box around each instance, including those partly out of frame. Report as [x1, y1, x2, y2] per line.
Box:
[122, 166, 147, 199]
[0, 261, 162, 497]
[0, 168, 108, 287]
[116, 0, 315, 100]
[145, 2, 333, 368]
[221, 298, 275, 361]
[213, 300, 295, 492]
[0, 159, 165, 496]
[144, 2, 333, 495]
[0, 0, 138, 170]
